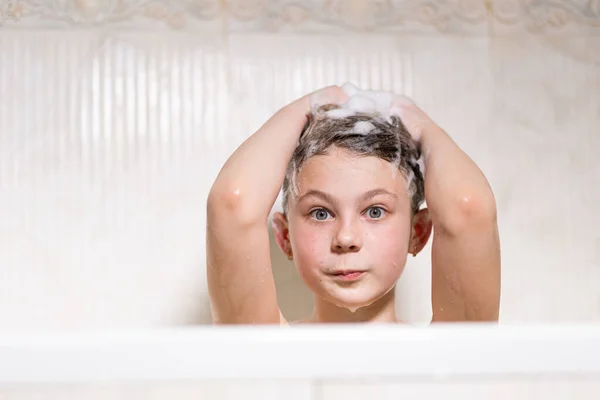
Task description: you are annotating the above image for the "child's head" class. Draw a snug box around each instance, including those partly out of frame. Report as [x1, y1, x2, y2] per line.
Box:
[272, 101, 432, 312]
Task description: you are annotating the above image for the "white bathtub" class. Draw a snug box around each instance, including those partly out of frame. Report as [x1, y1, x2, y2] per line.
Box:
[1, 324, 599, 399]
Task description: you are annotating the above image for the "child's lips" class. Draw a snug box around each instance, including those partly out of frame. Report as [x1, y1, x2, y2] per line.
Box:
[327, 270, 366, 282]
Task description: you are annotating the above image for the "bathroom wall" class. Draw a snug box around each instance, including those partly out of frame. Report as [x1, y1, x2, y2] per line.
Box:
[2, 379, 600, 400]
[0, 0, 599, 328]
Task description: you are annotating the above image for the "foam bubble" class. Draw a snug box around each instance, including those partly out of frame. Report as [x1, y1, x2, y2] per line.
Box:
[417, 156, 426, 175]
[352, 121, 376, 134]
[406, 168, 415, 195]
[348, 94, 376, 114]
[326, 108, 356, 119]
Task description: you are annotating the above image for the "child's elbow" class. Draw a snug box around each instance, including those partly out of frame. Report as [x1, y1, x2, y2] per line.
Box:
[458, 190, 497, 222]
[207, 184, 265, 228]
[444, 189, 497, 234]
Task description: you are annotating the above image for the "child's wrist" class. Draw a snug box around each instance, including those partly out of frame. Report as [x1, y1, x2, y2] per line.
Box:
[416, 125, 438, 160]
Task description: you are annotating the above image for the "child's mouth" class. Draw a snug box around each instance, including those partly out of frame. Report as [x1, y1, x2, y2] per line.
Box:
[329, 270, 365, 282]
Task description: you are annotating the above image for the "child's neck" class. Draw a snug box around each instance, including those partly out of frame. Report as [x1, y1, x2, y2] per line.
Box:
[311, 288, 398, 323]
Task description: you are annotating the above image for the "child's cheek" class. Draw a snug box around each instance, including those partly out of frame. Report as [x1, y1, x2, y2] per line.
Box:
[291, 224, 330, 268]
[367, 221, 410, 256]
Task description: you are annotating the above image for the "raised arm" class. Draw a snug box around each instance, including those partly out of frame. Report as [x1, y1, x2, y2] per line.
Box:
[206, 86, 345, 324]
[396, 97, 501, 322]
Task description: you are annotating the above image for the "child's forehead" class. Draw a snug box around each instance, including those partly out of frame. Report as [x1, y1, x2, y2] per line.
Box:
[296, 152, 409, 198]
[308, 146, 384, 163]
[300, 150, 400, 178]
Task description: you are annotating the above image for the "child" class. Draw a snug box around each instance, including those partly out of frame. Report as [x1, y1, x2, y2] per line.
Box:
[206, 83, 500, 324]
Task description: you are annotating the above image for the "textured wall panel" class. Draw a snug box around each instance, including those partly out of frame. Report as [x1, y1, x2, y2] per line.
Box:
[0, 0, 599, 327]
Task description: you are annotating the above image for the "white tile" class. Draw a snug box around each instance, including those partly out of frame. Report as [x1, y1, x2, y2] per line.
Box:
[321, 378, 600, 400]
[488, 36, 600, 322]
[0, 380, 314, 400]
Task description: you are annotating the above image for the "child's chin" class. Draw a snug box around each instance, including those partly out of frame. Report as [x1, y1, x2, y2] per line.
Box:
[329, 286, 394, 311]
[328, 290, 382, 311]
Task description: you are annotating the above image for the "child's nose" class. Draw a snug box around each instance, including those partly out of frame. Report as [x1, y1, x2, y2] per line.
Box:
[331, 222, 363, 253]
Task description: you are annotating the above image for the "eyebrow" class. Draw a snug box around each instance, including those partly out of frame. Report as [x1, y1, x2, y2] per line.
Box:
[359, 188, 398, 202]
[296, 188, 397, 204]
[296, 190, 337, 205]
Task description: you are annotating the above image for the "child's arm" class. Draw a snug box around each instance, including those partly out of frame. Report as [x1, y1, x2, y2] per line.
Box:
[206, 86, 345, 324]
[397, 99, 501, 322]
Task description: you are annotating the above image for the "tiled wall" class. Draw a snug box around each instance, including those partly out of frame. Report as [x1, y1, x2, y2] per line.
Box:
[2, 378, 600, 399]
[0, 0, 599, 328]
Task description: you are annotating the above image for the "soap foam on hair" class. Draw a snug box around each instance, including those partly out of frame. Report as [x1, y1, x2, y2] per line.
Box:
[326, 108, 356, 119]
[305, 83, 426, 205]
[352, 121, 376, 134]
[310, 82, 408, 124]
[318, 82, 396, 122]
[310, 82, 426, 180]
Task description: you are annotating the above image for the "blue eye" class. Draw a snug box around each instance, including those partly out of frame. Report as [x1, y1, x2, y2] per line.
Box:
[311, 209, 332, 221]
[367, 207, 385, 219]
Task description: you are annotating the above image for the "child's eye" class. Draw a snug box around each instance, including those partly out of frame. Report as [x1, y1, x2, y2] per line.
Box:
[310, 208, 332, 221]
[366, 207, 386, 219]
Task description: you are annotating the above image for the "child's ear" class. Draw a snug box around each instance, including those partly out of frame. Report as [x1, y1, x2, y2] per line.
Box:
[272, 212, 293, 260]
[409, 208, 433, 257]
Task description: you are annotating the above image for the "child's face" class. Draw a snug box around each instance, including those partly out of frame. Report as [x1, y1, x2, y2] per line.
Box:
[275, 147, 428, 311]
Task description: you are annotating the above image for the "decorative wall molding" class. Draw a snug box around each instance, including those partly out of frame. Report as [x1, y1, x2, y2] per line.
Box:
[1, 0, 599, 34]
[489, 0, 600, 34]
[227, 0, 490, 34]
[0, 0, 223, 29]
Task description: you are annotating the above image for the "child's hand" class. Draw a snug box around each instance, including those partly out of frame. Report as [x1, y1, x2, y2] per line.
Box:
[308, 85, 348, 110]
[390, 95, 433, 145]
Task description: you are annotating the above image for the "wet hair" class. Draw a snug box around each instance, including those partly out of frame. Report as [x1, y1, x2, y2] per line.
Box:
[282, 104, 425, 215]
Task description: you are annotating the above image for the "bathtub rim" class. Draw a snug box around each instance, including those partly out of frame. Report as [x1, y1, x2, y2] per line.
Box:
[0, 323, 598, 384]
